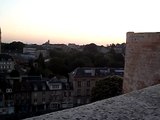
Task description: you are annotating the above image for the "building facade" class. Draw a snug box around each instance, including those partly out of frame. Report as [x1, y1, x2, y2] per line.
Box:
[47, 76, 73, 110]
[70, 67, 110, 106]
[0, 54, 15, 73]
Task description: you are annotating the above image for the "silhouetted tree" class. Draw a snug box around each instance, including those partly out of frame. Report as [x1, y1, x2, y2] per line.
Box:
[47, 43, 125, 76]
[91, 76, 123, 102]
[2, 41, 25, 53]
[83, 43, 98, 53]
[37, 53, 45, 70]
[28, 65, 40, 76]
[47, 57, 68, 76]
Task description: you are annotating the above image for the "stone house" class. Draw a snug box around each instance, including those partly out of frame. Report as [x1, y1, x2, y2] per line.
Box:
[0, 76, 14, 115]
[69, 67, 110, 106]
[29, 80, 49, 112]
[0, 75, 74, 115]
[13, 79, 31, 113]
[46, 76, 73, 110]
[0, 89, 14, 115]
[20, 76, 49, 112]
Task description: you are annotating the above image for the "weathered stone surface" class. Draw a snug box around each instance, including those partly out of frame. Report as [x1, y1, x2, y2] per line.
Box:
[25, 84, 160, 120]
[124, 32, 160, 93]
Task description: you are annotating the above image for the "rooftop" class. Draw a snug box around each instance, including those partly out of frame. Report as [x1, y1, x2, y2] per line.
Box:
[72, 67, 110, 78]
[25, 84, 160, 120]
[0, 54, 14, 61]
[127, 32, 160, 34]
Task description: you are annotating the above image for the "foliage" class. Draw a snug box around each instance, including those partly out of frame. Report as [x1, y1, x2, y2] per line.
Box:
[47, 43, 125, 77]
[37, 53, 45, 70]
[47, 57, 68, 76]
[2, 41, 25, 53]
[83, 43, 98, 53]
[105, 48, 124, 67]
[28, 64, 41, 76]
[91, 76, 123, 102]
[27, 53, 52, 77]
[2, 41, 125, 77]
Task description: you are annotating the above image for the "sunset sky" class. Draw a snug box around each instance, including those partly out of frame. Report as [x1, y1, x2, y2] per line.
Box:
[0, 0, 160, 45]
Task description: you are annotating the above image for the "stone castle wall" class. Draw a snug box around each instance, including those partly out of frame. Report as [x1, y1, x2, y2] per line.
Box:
[123, 32, 160, 93]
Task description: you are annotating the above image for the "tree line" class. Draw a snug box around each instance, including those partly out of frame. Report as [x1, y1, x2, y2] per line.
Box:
[46, 43, 125, 77]
[2, 42, 125, 77]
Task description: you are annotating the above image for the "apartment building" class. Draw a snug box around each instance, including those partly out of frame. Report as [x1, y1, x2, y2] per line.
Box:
[70, 67, 110, 106]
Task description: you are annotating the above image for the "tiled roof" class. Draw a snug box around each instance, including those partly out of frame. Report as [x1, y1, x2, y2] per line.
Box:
[72, 67, 110, 78]
[21, 76, 42, 81]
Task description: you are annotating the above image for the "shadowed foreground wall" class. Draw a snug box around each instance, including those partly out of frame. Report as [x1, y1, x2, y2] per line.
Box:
[123, 32, 160, 93]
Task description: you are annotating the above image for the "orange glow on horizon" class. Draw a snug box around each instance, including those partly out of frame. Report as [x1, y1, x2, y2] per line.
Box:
[1, 0, 160, 45]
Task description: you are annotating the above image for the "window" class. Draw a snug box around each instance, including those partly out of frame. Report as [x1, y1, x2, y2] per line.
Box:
[54, 95, 57, 101]
[86, 98, 90, 103]
[77, 89, 81, 96]
[42, 98, 45, 103]
[64, 92, 67, 97]
[34, 93, 37, 97]
[68, 92, 71, 97]
[51, 85, 60, 89]
[34, 99, 37, 103]
[77, 99, 81, 104]
[77, 81, 81, 87]
[42, 92, 45, 96]
[87, 81, 90, 87]
[42, 85, 46, 90]
[51, 103, 59, 109]
[86, 89, 90, 96]
[34, 85, 38, 91]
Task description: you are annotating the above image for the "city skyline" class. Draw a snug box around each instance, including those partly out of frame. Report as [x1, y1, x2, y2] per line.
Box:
[0, 0, 160, 45]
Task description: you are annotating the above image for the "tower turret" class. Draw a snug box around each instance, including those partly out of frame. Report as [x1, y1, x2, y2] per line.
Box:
[123, 32, 160, 93]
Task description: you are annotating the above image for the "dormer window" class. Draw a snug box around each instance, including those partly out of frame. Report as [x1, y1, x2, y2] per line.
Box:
[6, 88, 12, 93]
[34, 99, 37, 105]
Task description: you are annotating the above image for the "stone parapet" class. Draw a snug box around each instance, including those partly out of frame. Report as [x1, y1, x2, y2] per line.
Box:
[25, 84, 160, 120]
